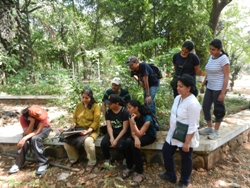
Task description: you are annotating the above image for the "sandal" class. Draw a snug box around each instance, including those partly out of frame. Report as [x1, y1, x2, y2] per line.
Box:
[121, 168, 133, 179]
[86, 164, 95, 172]
[130, 173, 145, 187]
[67, 160, 78, 167]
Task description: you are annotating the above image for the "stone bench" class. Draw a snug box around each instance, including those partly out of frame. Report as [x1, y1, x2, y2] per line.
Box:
[1, 109, 250, 169]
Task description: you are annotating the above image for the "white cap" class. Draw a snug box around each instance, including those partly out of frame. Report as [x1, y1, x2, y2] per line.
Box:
[111, 77, 121, 85]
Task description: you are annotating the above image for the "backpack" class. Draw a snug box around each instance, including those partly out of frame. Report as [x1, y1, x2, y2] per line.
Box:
[151, 114, 160, 131]
[28, 105, 47, 120]
[148, 64, 163, 79]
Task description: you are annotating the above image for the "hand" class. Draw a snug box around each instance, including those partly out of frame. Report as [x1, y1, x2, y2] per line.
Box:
[80, 130, 88, 135]
[134, 137, 141, 149]
[131, 113, 137, 121]
[111, 139, 117, 148]
[218, 93, 225, 102]
[200, 87, 204, 94]
[145, 96, 152, 104]
[70, 123, 76, 129]
[182, 142, 190, 152]
[17, 138, 26, 149]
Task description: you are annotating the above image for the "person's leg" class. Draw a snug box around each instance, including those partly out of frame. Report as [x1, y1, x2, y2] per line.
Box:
[63, 143, 79, 163]
[124, 136, 134, 169]
[15, 139, 31, 167]
[115, 134, 128, 159]
[133, 134, 156, 174]
[178, 147, 193, 186]
[161, 141, 177, 182]
[83, 136, 96, 166]
[144, 86, 158, 115]
[100, 133, 111, 160]
[200, 89, 214, 135]
[31, 127, 51, 166]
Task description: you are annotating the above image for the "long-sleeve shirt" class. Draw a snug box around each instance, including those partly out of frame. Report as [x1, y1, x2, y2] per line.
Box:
[73, 102, 101, 140]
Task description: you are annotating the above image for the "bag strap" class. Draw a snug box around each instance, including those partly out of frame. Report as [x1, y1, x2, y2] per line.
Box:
[177, 56, 188, 76]
[176, 97, 182, 118]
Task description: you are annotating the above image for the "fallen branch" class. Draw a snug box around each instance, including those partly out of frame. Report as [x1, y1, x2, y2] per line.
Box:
[0, 152, 80, 172]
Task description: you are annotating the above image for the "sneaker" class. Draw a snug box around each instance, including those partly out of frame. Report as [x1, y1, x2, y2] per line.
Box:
[9, 164, 19, 174]
[36, 164, 49, 175]
[199, 127, 214, 135]
[101, 161, 115, 170]
[208, 131, 219, 140]
[175, 182, 188, 188]
[158, 171, 176, 183]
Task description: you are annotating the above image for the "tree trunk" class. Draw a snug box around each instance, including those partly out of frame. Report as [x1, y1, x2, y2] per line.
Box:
[209, 0, 233, 36]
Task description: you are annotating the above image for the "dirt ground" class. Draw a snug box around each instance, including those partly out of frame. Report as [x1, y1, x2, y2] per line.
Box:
[0, 75, 250, 188]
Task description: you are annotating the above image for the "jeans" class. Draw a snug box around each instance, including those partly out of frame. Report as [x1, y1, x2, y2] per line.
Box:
[125, 135, 156, 174]
[143, 86, 159, 115]
[100, 133, 128, 160]
[162, 141, 193, 185]
[15, 126, 52, 167]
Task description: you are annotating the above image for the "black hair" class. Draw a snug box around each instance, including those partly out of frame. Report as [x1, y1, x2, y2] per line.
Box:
[210, 39, 228, 57]
[22, 107, 30, 119]
[81, 88, 97, 109]
[182, 41, 194, 52]
[128, 100, 152, 115]
[177, 74, 198, 97]
[109, 94, 127, 107]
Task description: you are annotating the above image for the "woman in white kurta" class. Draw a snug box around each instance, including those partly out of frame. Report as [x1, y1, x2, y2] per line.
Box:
[159, 74, 201, 188]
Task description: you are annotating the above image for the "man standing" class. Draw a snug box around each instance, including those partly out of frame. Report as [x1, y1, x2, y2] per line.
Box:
[126, 56, 159, 115]
[101, 77, 131, 116]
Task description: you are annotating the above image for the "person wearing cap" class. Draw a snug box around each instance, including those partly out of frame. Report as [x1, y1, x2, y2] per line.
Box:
[9, 105, 52, 175]
[171, 41, 200, 98]
[199, 39, 230, 140]
[100, 94, 130, 168]
[126, 56, 159, 115]
[101, 77, 131, 116]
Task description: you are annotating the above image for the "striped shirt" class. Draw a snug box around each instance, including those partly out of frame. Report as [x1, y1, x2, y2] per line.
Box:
[205, 54, 230, 91]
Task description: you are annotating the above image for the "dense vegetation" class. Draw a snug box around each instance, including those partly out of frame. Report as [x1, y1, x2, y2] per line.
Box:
[0, 0, 250, 129]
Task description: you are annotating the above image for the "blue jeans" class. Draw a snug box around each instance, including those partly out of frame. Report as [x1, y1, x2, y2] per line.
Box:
[162, 141, 193, 185]
[143, 86, 158, 115]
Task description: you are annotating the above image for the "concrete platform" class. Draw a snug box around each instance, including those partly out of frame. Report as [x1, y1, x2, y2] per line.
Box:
[1, 110, 249, 151]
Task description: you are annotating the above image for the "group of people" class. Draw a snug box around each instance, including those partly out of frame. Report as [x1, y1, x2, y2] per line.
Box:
[8, 38, 229, 188]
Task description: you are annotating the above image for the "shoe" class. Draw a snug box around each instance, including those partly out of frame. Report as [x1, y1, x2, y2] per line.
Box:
[101, 161, 115, 170]
[158, 171, 176, 183]
[9, 164, 19, 174]
[36, 164, 49, 175]
[121, 168, 133, 179]
[67, 160, 78, 167]
[199, 127, 214, 135]
[130, 172, 145, 187]
[208, 131, 219, 140]
[86, 164, 95, 172]
[175, 182, 188, 188]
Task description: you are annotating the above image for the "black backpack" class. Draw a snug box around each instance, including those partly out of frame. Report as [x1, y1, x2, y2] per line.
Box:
[151, 113, 160, 131]
[148, 64, 163, 79]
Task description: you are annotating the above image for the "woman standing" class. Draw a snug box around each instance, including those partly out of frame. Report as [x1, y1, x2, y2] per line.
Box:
[122, 100, 156, 187]
[100, 94, 130, 167]
[63, 88, 100, 172]
[171, 41, 200, 98]
[159, 74, 201, 188]
[199, 39, 230, 140]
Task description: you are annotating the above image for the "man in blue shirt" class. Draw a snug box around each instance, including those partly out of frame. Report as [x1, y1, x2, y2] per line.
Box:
[126, 56, 159, 115]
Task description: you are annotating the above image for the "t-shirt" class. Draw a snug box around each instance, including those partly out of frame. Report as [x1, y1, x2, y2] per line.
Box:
[20, 115, 50, 129]
[105, 107, 130, 135]
[131, 62, 159, 87]
[134, 114, 156, 138]
[173, 52, 200, 80]
[205, 54, 230, 91]
[102, 88, 131, 103]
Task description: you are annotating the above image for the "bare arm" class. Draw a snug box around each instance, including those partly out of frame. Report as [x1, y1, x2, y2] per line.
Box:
[194, 65, 201, 75]
[218, 64, 230, 101]
[101, 102, 106, 117]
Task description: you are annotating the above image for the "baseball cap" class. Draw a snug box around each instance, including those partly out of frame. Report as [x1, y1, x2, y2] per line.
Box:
[111, 77, 121, 85]
[213, 101, 226, 118]
[126, 56, 138, 66]
[104, 94, 121, 104]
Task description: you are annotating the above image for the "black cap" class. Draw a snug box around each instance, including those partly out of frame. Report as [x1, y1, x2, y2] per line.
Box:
[126, 56, 138, 66]
[213, 101, 226, 118]
[104, 94, 121, 104]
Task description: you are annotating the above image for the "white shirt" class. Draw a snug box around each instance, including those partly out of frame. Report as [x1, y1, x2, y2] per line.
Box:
[166, 94, 201, 148]
[205, 54, 230, 91]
